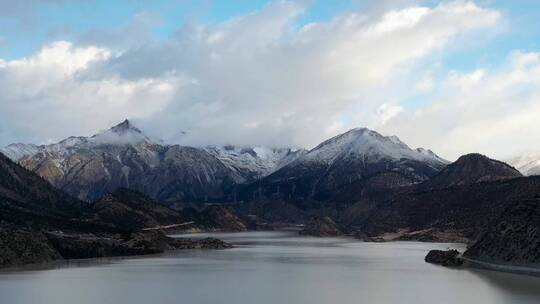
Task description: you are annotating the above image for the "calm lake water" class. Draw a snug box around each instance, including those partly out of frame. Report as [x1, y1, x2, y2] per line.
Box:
[1, 231, 540, 304]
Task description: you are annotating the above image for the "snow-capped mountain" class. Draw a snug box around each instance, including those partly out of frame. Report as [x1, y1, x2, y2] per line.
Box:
[302, 128, 448, 169]
[0, 143, 41, 161]
[241, 128, 449, 201]
[2, 122, 449, 205]
[506, 153, 540, 176]
[90, 119, 154, 145]
[414, 147, 449, 166]
[1, 120, 308, 203]
[3, 120, 237, 203]
[1, 120, 153, 161]
[204, 145, 306, 182]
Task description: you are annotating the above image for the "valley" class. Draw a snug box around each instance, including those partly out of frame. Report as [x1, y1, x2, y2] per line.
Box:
[2, 119, 540, 278]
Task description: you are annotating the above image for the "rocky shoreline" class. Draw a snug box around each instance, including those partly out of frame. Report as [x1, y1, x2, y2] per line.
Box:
[423, 248, 540, 278]
[0, 225, 231, 269]
[425, 249, 464, 267]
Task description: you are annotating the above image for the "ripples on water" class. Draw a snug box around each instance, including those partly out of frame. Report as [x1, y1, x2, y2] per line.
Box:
[1, 231, 540, 304]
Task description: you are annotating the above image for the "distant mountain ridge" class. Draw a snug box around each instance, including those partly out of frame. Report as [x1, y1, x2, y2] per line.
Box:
[506, 153, 540, 176]
[301, 128, 447, 168]
[2, 121, 448, 206]
[239, 128, 449, 203]
[2, 120, 237, 203]
[0, 120, 314, 203]
[204, 145, 306, 183]
[2, 124, 307, 185]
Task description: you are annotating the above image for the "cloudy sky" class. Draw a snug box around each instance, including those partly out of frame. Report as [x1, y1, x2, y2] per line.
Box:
[0, 0, 539, 160]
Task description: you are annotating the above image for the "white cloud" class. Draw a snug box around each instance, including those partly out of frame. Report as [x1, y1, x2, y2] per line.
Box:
[0, 1, 502, 155]
[376, 104, 404, 125]
[0, 41, 180, 143]
[379, 50, 540, 160]
[415, 71, 434, 92]
[445, 69, 485, 90]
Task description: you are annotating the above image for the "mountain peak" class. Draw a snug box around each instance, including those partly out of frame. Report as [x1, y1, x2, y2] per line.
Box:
[109, 119, 142, 134]
[92, 119, 151, 145]
[423, 153, 522, 189]
[305, 127, 445, 166]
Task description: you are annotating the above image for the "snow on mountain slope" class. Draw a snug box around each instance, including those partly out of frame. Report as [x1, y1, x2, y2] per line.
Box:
[0, 143, 41, 161]
[415, 147, 450, 166]
[90, 119, 153, 145]
[6, 120, 236, 203]
[3, 122, 449, 205]
[506, 154, 540, 176]
[204, 145, 306, 182]
[302, 128, 448, 168]
[1, 120, 308, 202]
[1, 120, 154, 162]
[239, 128, 449, 202]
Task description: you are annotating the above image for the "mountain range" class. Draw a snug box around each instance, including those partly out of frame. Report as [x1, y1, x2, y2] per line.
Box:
[4, 119, 540, 273]
[2, 120, 238, 204]
[1, 120, 447, 206]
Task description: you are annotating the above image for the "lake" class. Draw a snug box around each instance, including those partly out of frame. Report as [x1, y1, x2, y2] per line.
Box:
[1, 231, 540, 304]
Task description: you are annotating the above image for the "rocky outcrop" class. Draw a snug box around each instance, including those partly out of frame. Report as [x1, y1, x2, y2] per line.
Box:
[300, 216, 344, 237]
[464, 196, 540, 266]
[0, 222, 233, 269]
[46, 231, 231, 260]
[425, 249, 463, 267]
[0, 228, 232, 269]
[45, 232, 159, 259]
[167, 236, 233, 250]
